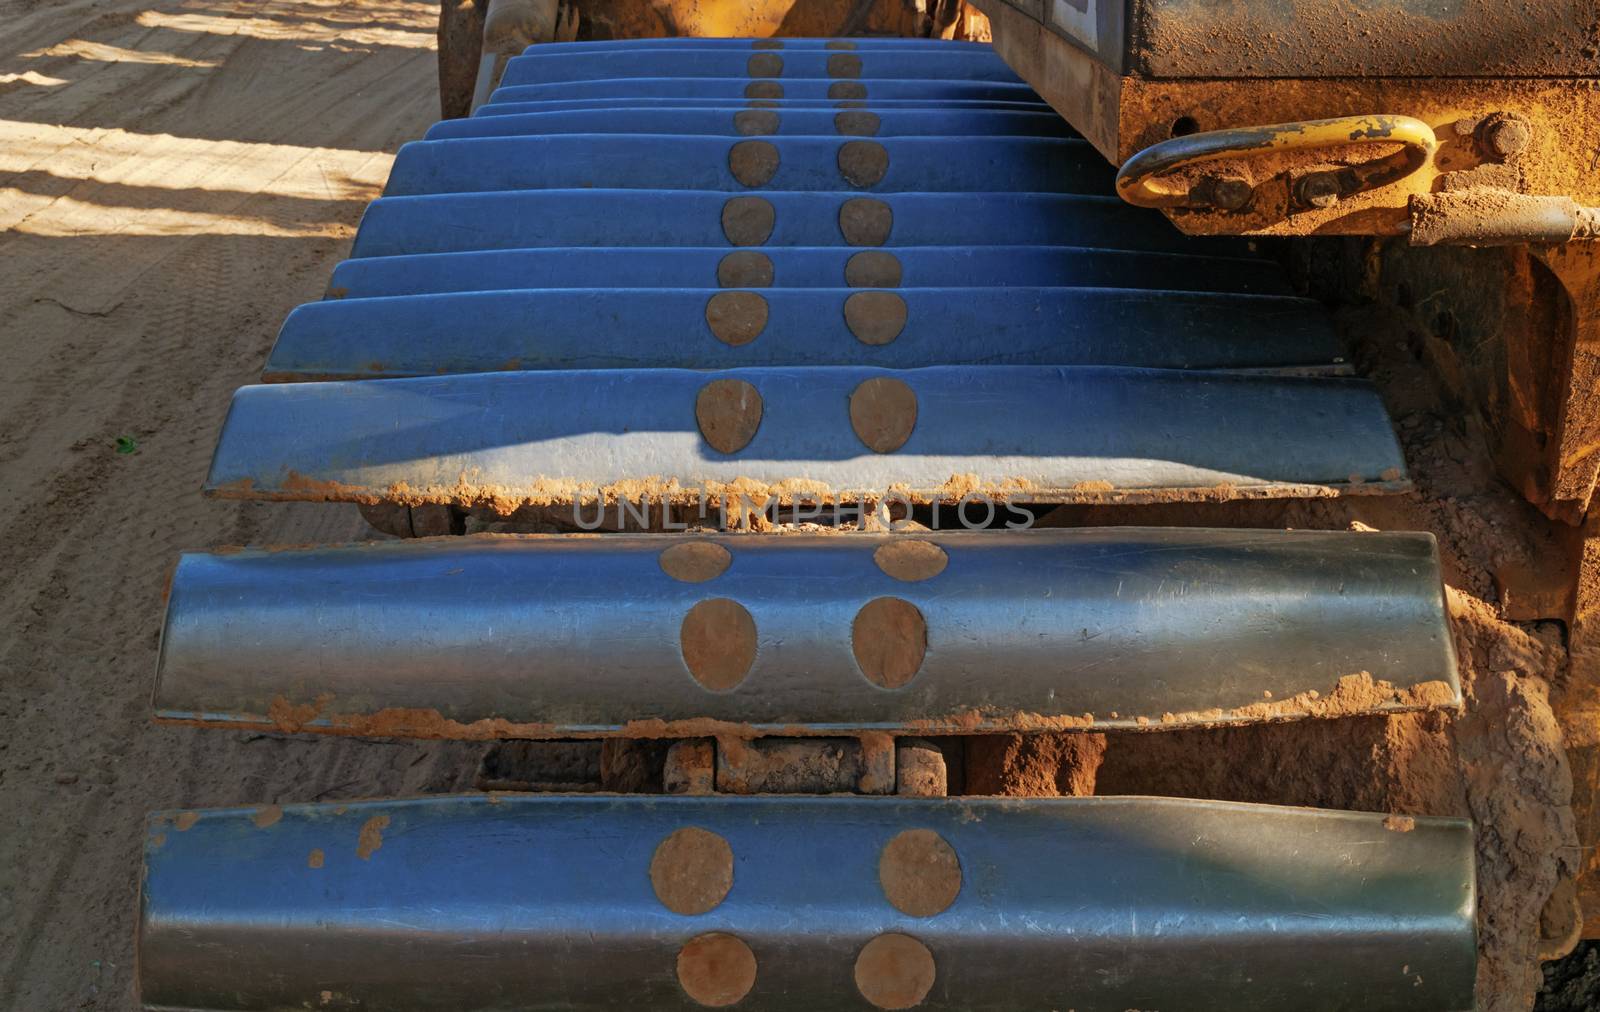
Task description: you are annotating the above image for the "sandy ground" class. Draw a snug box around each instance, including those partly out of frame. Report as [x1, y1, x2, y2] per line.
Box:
[0, 2, 481, 1007]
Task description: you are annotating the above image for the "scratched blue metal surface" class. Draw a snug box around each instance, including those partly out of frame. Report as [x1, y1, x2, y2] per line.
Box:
[381, 136, 1109, 195]
[349, 191, 1246, 257]
[430, 107, 1072, 137]
[325, 246, 1290, 298]
[138, 795, 1476, 1011]
[204, 366, 1407, 504]
[265, 287, 1339, 380]
[474, 96, 1054, 115]
[153, 530, 1459, 735]
[498, 49, 1022, 86]
[488, 78, 1043, 102]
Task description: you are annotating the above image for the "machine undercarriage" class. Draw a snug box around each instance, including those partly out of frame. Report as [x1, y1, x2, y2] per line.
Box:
[135, 2, 1600, 1008]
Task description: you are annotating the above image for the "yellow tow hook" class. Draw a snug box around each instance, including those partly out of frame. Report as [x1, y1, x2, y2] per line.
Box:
[1114, 114, 1438, 214]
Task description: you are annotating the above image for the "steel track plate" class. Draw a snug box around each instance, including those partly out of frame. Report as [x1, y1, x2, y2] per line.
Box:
[431, 107, 1072, 138]
[203, 365, 1407, 507]
[325, 246, 1289, 299]
[263, 286, 1339, 381]
[138, 795, 1476, 1011]
[349, 191, 1245, 258]
[382, 136, 1107, 196]
[154, 529, 1457, 737]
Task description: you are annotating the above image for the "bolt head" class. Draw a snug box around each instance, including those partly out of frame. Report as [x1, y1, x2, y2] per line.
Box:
[1210, 177, 1253, 212]
[1484, 118, 1531, 159]
[1297, 173, 1341, 210]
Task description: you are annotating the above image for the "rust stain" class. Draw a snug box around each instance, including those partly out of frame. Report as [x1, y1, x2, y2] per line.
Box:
[659, 540, 733, 583]
[980, 2, 1600, 238]
[873, 540, 947, 582]
[308, 848, 325, 869]
[680, 597, 759, 692]
[857, 731, 896, 795]
[356, 815, 389, 860]
[854, 932, 936, 1010]
[878, 829, 962, 917]
[676, 931, 757, 1007]
[650, 827, 735, 915]
[172, 811, 200, 832]
[852, 597, 927, 689]
[251, 804, 283, 829]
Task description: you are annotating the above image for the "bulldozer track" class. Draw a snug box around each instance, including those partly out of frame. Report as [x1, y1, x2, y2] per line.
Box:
[132, 34, 1484, 1011]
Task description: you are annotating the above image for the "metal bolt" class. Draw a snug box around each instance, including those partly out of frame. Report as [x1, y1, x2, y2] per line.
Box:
[1297, 172, 1342, 210]
[1208, 175, 1254, 212]
[1483, 117, 1532, 160]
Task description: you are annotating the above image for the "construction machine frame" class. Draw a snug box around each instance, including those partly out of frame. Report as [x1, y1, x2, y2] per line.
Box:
[978, 0, 1600, 938]
[131, 0, 1600, 1007]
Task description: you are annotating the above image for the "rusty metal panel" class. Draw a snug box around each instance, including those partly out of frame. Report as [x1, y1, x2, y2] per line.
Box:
[138, 795, 1478, 1011]
[977, 0, 1127, 72]
[970, 0, 1126, 158]
[489, 75, 1043, 102]
[978, 0, 1600, 79]
[1132, 0, 1600, 79]
[382, 135, 1112, 195]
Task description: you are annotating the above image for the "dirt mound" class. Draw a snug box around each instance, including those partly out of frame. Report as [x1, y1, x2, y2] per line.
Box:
[984, 300, 1583, 1011]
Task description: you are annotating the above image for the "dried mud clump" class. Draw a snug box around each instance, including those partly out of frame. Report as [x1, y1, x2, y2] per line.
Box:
[964, 733, 1107, 797]
[1450, 590, 1578, 1009]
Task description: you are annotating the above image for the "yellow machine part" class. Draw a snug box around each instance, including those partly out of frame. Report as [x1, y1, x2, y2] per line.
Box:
[570, 0, 991, 41]
[441, 0, 992, 118]
[975, 0, 1600, 239]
